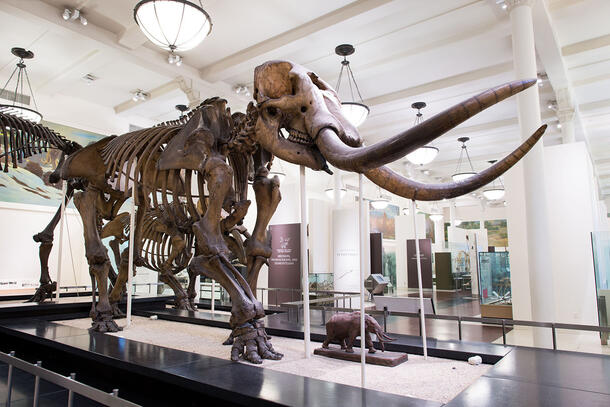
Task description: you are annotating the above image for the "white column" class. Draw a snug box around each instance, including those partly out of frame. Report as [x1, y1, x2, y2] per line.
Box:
[333, 168, 342, 208]
[55, 181, 67, 302]
[508, 0, 556, 343]
[449, 203, 456, 226]
[126, 185, 136, 327]
[411, 200, 428, 359]
[433, 217, 444, 252]
[299, 166, 311, 358]
[358, 174, 366, 387]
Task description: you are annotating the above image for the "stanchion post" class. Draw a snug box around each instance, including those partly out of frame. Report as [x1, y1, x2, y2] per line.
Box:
[55, 181, 67, 302]
[411, 199, 428, 359]
[211, 279, 216, 313]
[300, 166, 311, 358]
[358, 173, 366, 387]
[126, 185, 136, 327]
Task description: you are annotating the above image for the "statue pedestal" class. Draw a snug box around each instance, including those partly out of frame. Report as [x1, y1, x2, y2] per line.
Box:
[313, 347, 408, 367]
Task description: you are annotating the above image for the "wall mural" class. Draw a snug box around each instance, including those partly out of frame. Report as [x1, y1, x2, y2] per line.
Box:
[0, 120, 105, 206]
[484, 219, 508, 247]
[369, 203, 399, 239]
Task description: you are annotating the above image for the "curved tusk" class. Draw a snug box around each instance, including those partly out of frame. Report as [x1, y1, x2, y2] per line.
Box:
[364, 125, 547, 201]
[315, 79, 537, 172]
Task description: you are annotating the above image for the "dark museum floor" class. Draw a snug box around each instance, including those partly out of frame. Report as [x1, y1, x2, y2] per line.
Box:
[0, 296, 608, 406]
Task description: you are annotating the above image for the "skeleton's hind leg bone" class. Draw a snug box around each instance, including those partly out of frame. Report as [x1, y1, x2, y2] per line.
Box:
[74, 188, 120, 332]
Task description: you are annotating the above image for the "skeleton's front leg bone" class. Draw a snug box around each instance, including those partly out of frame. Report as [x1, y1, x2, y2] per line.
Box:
[74, 188, 120, 332]
[246, 167, 281, 294]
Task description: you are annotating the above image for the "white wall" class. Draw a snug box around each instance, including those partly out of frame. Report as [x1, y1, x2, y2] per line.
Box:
[0, 202, 89, 290]
[545, 142, 599, 325]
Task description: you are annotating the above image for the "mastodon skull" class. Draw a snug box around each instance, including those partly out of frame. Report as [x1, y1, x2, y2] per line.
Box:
[252, 60, 547, 201]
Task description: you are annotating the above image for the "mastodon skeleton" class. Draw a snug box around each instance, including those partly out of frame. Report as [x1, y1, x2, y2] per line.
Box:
[58, 60, 546, 363]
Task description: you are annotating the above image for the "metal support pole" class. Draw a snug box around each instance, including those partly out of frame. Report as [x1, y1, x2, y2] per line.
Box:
[55, 181, 67, 302]
[418, 309, 423, 337]
[502, 319, 507, 345]
[358, 173, 366, 387]
[6, 351, 15, 405]
[458, 317, 463, 340]
[211, 279, 216, 313]
[383, 306, 388, 333]
[552, 323, 557, 350]
[411, 199, 428, 359]
[126, 185, 136, 327]
[67, 373, 76, 407]
[300, 166, 311, 358]
[33, 361, 42, 407]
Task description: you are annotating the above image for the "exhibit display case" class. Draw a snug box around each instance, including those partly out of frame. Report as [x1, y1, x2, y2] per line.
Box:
[478, 251, 512, 319]
[591, 231, 610, 344]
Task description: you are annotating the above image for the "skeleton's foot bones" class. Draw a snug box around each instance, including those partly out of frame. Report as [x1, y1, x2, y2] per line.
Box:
[90, 311, 121, 332]
[227, 320, 283, 364]
[110, 301, 126, 319]
[27, 282, 56, 303]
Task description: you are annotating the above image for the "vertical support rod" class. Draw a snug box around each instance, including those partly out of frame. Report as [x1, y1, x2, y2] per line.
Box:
[211, 279, 216, 313]
[411, 199, 428, 359]
[33, 361, 41, 407]
[502, 319, 507, 345]
[55, 181, 67, 301]
[552, 323, 557, 350]
[67, 373, 76, 407]
[6, 351, 15, 405]
[383, 306, 388, 333]
[126, 185, 136, 327]
[358, 173, 366, 387]
[458, 317, 463, 340]
[300, 166, 311, 358]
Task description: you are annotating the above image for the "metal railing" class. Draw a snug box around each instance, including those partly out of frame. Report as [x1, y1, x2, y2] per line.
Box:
[1, 350, 140, 406]
[309, 305, 610, 351]
[256, 287, 360, 309]
[57, 283, 165, 296]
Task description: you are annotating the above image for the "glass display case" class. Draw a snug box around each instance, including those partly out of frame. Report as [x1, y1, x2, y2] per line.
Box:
[591, 231, 610, 345]
[478, 251, 512, 318]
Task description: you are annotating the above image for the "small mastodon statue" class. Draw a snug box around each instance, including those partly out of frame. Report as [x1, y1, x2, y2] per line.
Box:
[322, 312, 395, 353]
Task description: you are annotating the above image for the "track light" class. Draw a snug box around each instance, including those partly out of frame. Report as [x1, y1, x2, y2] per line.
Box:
[132, 89, 149, 102]
[168, 52, 183, 66]
[62, 8, 88, 26]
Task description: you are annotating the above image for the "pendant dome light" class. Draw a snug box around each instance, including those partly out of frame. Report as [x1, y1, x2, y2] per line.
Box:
[482, 159, 506, 200]
[370, 186, 389, 210]
[134, 0, 212, 52]
[406, 102, 439, 165]
[335, 44, 369, 128]
[0, 47, 42, 123]
[452, 137, 477, 182]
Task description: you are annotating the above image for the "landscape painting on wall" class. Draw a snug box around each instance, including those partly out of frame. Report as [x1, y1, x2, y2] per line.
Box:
[484, 219, 509, 247]
[0, 121, 106, 207]
[369, 203, 399, 240]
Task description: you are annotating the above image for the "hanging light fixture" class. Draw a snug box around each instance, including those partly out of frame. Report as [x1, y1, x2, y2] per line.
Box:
[452, 137, 477, 182]
[428, 203, 443, 222]
[334, 44, 369, 128]
[482, 159, 506, 200]
[324, 175, 347, 199]
[0, 47, 42, 123]
[134, 0, 212, 52]
[370, 186, 389, 210]
[406, 102, 439, 165]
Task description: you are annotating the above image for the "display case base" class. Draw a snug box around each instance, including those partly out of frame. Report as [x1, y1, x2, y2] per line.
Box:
[313, 346, 408, 366]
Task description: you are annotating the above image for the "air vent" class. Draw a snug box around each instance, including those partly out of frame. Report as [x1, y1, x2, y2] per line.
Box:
[81, 73, 98, 84]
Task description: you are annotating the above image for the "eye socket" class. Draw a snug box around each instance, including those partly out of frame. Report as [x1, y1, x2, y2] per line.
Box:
[300, 106, 307, 113]
[266, 106, 278, 117]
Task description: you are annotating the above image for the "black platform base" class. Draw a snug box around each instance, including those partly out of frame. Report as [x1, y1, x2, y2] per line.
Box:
[138, 308, 511, 364]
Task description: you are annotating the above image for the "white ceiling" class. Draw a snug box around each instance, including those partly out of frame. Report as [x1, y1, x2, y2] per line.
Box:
[0, 0, 608, 202]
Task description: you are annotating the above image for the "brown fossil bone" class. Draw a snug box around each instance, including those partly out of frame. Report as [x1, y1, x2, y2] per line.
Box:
[252, 60, 547, 201]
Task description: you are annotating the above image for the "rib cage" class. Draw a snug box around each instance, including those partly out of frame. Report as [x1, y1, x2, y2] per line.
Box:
[0, 112, 72, 172]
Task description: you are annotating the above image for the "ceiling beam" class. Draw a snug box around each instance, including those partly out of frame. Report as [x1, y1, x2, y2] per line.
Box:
[364, 61, 513, 107]
[199, 0, 395, 82]
[562, 33, 610, 57]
